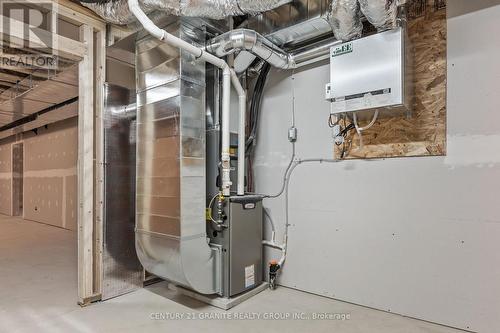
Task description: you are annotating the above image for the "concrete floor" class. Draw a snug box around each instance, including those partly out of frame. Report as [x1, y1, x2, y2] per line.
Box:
[0, 215, 466, 333]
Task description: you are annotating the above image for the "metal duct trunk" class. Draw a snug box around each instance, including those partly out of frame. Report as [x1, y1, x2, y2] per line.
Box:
[135, 20, 217, 294]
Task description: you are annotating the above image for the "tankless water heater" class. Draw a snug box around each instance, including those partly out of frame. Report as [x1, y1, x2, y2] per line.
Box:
[325, 27, 413, 115]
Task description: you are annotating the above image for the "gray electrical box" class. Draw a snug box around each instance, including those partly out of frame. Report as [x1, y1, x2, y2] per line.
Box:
[325, 27, 413, 114]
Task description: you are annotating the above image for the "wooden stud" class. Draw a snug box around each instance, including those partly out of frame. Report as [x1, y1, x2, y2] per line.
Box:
[77, 23, 95, 305]
[93, 27, 106, 297]
[55, 0, 106, 31]
[0, 15, 86, 61]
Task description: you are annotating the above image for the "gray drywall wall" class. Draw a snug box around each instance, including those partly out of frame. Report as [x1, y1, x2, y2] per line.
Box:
[253, 2, 500, 332]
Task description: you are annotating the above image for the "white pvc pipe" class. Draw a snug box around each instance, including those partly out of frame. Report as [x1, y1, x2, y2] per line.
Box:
[128, 0, 235, 196]
[230, 69, 247, 196]
[353, 110, 379, 149]
[221, 68, 232, 196]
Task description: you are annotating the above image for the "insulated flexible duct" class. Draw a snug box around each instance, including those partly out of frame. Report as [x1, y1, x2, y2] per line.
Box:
[84, 0, 397, 43]
[82, 0, 291, 25]
[359, 0, 397, 31]
[327, 0, 363, 41]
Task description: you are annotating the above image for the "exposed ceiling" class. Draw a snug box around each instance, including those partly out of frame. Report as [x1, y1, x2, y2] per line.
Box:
[0, 64, 79, 140]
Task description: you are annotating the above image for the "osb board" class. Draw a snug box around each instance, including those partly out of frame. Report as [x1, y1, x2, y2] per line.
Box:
[335, 1, 447, 159]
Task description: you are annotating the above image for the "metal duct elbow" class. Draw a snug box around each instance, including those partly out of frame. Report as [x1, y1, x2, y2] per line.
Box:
[206, 29, 295, 69]
[358, 0, 397, 31]
[327, 0, 363, 41]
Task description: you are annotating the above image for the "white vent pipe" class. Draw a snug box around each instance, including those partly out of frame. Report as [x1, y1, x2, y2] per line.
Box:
[230, 69, 247, 196]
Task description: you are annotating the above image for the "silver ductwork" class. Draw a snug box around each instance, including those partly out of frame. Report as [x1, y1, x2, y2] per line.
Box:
[84, 0, 397, 41]
[327, 0, 397, 41]
[359, 0, 397, 31]
[244, 0, 332, 48]
[206, 29, 295, 69]
[82, 0, 292, 25]
[327, 0, 363, 41]
[224, 0, 398, 72]
[135, 20, 218, 294]
[206, 28, 341, 72]
[244, 0, 398, 46]
[327, 0, 397, 40]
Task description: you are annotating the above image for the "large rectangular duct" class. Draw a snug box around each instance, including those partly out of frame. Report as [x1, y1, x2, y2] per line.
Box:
[245, 0, 332, 47]
[135, 19, 218, 294]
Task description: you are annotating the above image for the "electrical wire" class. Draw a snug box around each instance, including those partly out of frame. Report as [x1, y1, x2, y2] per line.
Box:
[353, 110, 379, 149]
[246, 63, 272, 192]
[265, 158, 341, 267]
[207, 193, 219, 223]
[256, 72, 297, 199]
[246, 63, 271, 155]
[263, 207, 276, 243]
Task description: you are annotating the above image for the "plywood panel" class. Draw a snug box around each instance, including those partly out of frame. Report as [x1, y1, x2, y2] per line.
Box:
[335, 0, 447, 159]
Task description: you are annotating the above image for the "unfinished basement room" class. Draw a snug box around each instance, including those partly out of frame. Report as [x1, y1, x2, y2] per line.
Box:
[0, 0, 498, 332]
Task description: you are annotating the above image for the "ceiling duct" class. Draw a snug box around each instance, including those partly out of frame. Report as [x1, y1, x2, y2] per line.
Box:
[81, 0, 292, 25]
[83, 0, 397, 44]
[327, 0, 363, 41]
[326, 0, 397, 41]
[358, 0, 397, 31]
